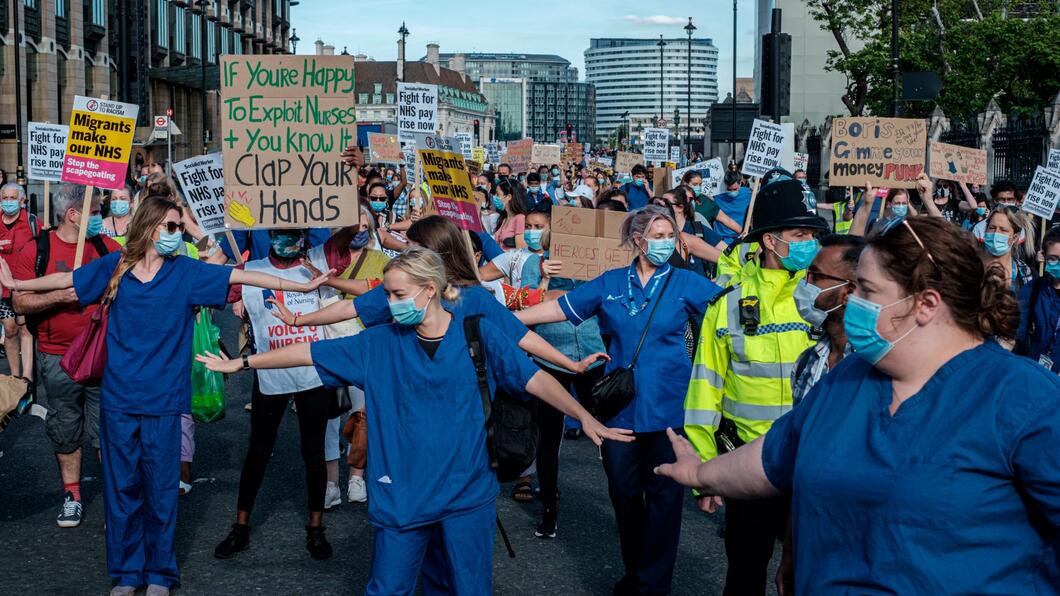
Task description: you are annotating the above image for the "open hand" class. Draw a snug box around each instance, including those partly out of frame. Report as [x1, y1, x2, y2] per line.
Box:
[574, 352, 610, 374]
[195, 350, 243, 374]
[654, 427, 705, 489]
[578, 415, 635, 447]
[541, 259, 563, 279]
[295, 269, 335, 293]
[267, 297, 297, 325]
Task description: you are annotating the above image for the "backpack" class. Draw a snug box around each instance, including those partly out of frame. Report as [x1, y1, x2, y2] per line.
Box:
[1014, 277, 1046, 357]
[25, 229, 111, 335]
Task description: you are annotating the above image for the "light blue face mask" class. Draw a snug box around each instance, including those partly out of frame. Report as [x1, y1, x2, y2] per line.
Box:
[523, 229, 544, 251]
[983, 232, 1011, 257]
[1046, 261, 1060, 279]
[633, 178, 645, 187]
[975, 206, 987, 217]
[528, 185, 541, 194]
[772, 236, 821, 272]
[844, 294, 917, 365]
[110, 199, 130, 217]
[492, 195, 505, 211]
[370, 200, 388, 213]
[155, 230, 183, 256]
[1, 200, 20, 216]
[645, 237, 675, 266]
[388, 288, 429, 326]
[727, 189, 740, 198]
[86, 214, 104, 238]
[891, 204, 909, 218]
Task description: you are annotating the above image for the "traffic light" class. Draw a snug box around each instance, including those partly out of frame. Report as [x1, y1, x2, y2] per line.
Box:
[760, 32, 791, 119]
[474, 119, 480, 141]
[566, 122, 573, 140]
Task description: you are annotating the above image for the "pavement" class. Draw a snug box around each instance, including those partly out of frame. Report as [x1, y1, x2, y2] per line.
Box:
[0, 307, 778, 595]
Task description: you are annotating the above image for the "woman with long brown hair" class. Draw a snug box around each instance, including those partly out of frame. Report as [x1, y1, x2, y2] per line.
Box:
[0, 196, 332, 596]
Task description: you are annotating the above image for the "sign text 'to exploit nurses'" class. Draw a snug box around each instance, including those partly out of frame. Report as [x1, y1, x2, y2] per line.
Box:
[220, 55, 359, 229]
[61, 96, 139, 191]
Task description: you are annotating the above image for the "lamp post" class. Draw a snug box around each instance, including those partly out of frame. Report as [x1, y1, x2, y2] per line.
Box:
[194, 0, 209, 154]
[657, 35, 666, 125]
[620, 110, 629, 150]
[289, 28, 300, 54]
[674, 107, 681, 163]
[398, 22, 410, 82]
[890, 0, 899, 116]
[731, 0, 738, 164]
[684, 17, 696, 163]
[13, 0, 25, 185]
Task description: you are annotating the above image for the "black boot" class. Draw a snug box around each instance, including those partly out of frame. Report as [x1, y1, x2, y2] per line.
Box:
[535, 507, 557, 539]
[305, 525, 333, 560]
[214, 523, 250, 559]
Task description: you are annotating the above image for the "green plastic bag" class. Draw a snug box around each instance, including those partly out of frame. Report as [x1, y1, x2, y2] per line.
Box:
[191, 309, 226, 423]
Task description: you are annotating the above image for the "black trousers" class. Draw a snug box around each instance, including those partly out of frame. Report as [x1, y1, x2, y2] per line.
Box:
[236, 381, 335, 514]
[723, 495, 790, 596]
[536, 364, 604, 510]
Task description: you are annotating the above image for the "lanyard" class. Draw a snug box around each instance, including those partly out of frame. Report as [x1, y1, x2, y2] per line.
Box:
[626, 263, 665, 316]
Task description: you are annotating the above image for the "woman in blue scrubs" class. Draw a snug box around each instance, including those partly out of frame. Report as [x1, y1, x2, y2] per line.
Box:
[517, 205, 724, 595]
[0, 196, 333, 596]
[657, 216, 1060, 594]
[196, 246, 633, 595]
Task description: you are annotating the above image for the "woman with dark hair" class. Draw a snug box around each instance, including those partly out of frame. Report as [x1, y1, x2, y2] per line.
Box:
[493, 178, 530, 248]
[658, 216, 1060, 595]
[1016, 225, 1060, 372]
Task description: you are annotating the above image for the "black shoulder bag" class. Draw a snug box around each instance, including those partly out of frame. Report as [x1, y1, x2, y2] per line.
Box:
[588, 271, 673, 421]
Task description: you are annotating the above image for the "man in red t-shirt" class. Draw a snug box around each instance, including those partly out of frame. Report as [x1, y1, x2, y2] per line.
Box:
[11, 183, 120, 528]
[0, 182, 39, 380]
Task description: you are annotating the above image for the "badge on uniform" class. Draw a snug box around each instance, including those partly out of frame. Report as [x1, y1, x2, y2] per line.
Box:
[1039, 353, 1055, 373]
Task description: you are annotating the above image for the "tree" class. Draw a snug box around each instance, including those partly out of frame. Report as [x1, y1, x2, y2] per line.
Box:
[805, 0, 1060, 117]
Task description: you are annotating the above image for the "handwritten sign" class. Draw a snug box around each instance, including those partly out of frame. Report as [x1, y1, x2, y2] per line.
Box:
[792, 152, 809, 172]
[1022, 166, 1060, 220]
[172, 153, 228, 235]
[742, 119, 788, 178]
[928, 141, 986, 185]
[472, 146, 486, 164]
[614, 151, 644, 174]
[531, 143, 561, 166]
[27, 122, 68, 182]
[672, 158, 724, 197]
[830, 117, 926, 189]
[455, 132, 474, 160]
[61, 96, 138, 190]
[367, 132, 403, 165]
[643, 127, 670, 164]
[506, 139, 533, 173]
[549, 206, 633, 280]
[220, 55, 358, 229]
[1047, 149, 1060, 174]
[397, 82, 438, 142]
[562, 142, 583, 170]
[417, 148, 482, 232]
[486, 142, 501, 166]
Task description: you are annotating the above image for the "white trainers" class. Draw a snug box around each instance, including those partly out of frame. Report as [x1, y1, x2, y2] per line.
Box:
[347, 475, 367, 503]
[324, 482, 342, 510]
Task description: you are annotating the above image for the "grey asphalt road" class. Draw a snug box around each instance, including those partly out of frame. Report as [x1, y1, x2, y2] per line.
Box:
[0, 307, 778, 595]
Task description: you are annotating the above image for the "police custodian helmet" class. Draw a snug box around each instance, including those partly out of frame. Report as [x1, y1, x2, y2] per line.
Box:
[743, 168, 829, 243]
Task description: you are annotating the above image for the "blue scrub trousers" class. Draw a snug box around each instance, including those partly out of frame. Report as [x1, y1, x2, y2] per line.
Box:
[100, 410, 181, 588]
[601, 430, 685, 595]
[365, 501, 495, 596]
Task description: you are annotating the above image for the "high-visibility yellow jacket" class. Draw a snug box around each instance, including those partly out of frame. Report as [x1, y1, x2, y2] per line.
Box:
[684, 258, 816, 461]
[834, 202, 852, 234]
[715, 242, 758, 288]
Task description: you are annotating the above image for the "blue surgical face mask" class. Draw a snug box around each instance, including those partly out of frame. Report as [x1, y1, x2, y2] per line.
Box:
[633, 178, 645, 187]
[983, 232, 1011, 257]
[844, 294, 917, 365]
[85, 214, 104, 238]
[727, 189, 740, 198]
[270, 234, 304, 258]
[0, 200, 20, 215]
[551, 169, 560, 176]
[370, 200, 388, 213]
[155, 230, 183, 256]
[554, 188, 565, 200]
[528, 185, 540, 194]
[598, 177, 606, 185]
[109, 199, 130, 217]
[645, 237, 675, 266]
[1046, 261, 1060, 279]
[492, 195, 505, 211]
[773, 236, 820, 272]
[388, 288, 429, 326]
[891, 204, 909, 218]
[975, 206, 987, 217]
[349, 229, 371, 250]
[523, 229, 544, 251]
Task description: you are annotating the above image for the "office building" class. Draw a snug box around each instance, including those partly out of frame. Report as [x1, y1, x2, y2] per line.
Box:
[479, 77, 527, 141]
[527, 80, 594, 143]
[585, 37, 719, 143]
[435, 52, 578, 83]
[1, 0, 294, 187]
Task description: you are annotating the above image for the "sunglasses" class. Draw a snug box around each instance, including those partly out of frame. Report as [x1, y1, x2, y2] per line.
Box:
[805, 268, 849, 285]
[877, 215, 938, 268]
[159, 221, 186, 234]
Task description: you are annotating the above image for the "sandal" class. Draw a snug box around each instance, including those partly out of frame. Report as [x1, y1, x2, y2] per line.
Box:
[510, 480, 534, 503]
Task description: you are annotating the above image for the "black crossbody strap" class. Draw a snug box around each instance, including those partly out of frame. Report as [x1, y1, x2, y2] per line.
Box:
[463, 314, 498, 473]
[629, 270, 674, 369]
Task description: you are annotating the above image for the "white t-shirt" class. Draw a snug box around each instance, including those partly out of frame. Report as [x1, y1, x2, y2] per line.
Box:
[490, 248, 536, 288]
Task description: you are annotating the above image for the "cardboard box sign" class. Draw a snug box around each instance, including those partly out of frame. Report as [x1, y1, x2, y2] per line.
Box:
[549, 205, 633, 280]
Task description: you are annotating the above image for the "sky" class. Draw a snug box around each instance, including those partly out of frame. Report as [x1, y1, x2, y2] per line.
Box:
[291, 0, 760, 98]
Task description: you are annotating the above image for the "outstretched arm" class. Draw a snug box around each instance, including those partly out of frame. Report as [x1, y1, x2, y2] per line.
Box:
[269, 296, 358, 327]
[0, 259, 73, 292]
[196, 343, 313, 374]
[515, 300, 567, 326]
[524, 370, 633, 446]
[229, 267, 334, 293]
[654, 429, 781, 500]
[518, 330, 608, 374]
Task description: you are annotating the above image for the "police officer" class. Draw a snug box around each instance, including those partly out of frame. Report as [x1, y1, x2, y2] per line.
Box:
[683, 170, 829, 596]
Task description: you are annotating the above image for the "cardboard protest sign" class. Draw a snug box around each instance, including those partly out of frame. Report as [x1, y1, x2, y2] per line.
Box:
[643, 127, 669, 164]
[172, 153, 228, 235]
[465, 159, 482, 179]
[671, 158, 725, 197]
[928, 141, 987, 185]
[397, 82, 438, 142]
[367, 132, 403, 165]
[549, 206, 633, 280]
[829, 117, 926, 189]
[531, 143, 561, 166]
[793, 152, 809, 173]
[1022, 166, 1060, 220]
[220, 55, 358, 229]
[670, 146, 680, 164]
[61, 96, 138, 190]
[455, 132, 474, 159]
[653, 166, 673, 195]
[486, 142, 501, 166]
[506, 139, 533, 173]
[591, 156, 614, 170]
[614, 151, 644, 174]
[27, 122, 68, 182]
[472, 146, 486, 164]
[562, 142, 583, 170]
[742, 119, 788, 178]
[417, 147, 483, 232]
[1047, 148, 1060, 173]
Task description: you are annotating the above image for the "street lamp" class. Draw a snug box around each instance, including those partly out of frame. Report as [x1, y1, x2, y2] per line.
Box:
[398, 22, 410, 82]
[674, 107, 681, 163]
[657, 35, 666, 125]
[289, 28, 300, 54]
[731, 0, 738, 164]
[194, 0, 210, 154]
[620, 110, 630, 150]
[13, 0, 24, 184]
[890, 0, 899, 116]
[684, 17, 696, 162]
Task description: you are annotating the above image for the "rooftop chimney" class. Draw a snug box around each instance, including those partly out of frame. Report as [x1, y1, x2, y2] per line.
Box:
[314, 39, 324, 55]
[426, 43, 440, 76]
[322, 43, 335, 56]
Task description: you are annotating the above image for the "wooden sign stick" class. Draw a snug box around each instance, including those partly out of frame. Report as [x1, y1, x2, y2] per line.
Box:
[73, 186, 93, 269]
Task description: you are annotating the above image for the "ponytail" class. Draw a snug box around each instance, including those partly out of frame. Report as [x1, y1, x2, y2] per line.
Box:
[977, 263, 1020, 341]
[441, 283, 461, 302]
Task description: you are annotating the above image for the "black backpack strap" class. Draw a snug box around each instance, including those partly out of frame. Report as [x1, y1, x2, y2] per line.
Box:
[89, 234, 110, 257]
[462, 314, 498, 473]
[34, 229, 51, 279]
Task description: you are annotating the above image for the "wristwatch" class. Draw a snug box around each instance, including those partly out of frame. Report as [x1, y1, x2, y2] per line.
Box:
[241, 354, 251, 370]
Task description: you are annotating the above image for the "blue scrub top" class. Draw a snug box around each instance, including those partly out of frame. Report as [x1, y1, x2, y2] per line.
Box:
[620, 182, 653, 211]
[310, 317, 539, 529]
[73, 253, 232, 415]
[474, 231, 504, 262]
[762, 342, 1060, 594]
[355, 284, 529, 343]
[558, 260, 722, 431]
[220, 228, 332, 262]
[713, 187, 752, 245]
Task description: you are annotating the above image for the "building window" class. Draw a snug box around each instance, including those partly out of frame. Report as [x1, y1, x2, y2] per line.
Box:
[174, 7, 186, 53]
[91, 0, 105, 26]
[207, 22, 215, 63]
[157, 0, 169, 49]
[358, 93, 368, 104]
[55, 0, 65, 17]
[24, 0, 36, 8]
[372, 94, 381, 104]
[190, 14, 201, 59]
[220, 26, 228, 54]
[385, 93, 394, 104]
[373, 83, 382, 95]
